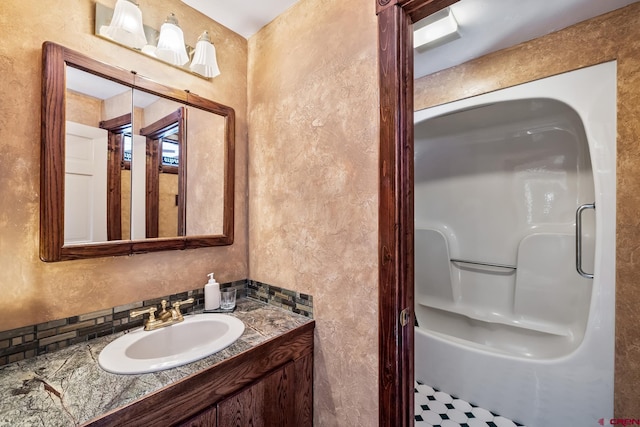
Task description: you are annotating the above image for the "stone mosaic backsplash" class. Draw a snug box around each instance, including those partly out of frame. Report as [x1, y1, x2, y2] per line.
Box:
[0, 279, 312, 367]
[248, 280, 313, 318]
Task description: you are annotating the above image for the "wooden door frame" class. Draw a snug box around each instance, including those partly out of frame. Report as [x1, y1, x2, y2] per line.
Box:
[139, 108, 185, 238]
[376, 1, 458, 425]
[100, 113, 131, 241]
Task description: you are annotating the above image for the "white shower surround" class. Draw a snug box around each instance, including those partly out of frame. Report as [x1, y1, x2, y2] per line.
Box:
[414, 61, 616, 426]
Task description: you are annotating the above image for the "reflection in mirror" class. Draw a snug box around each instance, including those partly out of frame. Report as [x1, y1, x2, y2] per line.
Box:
[186, 106, 226, 235]
[100, 112, 132, 241]
[133, 90, 186, 239]
[64, 66, 132, 244]
[41, 42, 235, 261]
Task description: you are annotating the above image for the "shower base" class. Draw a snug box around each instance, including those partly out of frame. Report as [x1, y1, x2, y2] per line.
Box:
[414, 380, 526, 427]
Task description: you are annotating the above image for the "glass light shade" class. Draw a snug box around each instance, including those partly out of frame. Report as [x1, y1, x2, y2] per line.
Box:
[99, 0, 147, 49]
[189, 31, 220, 78]
[155, 14, 189, 66]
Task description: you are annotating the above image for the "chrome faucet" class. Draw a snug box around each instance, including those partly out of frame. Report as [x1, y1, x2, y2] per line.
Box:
[130, 297, 194, 331]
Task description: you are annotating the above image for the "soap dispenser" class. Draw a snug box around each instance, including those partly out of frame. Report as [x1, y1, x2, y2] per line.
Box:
[204, 273, 220, 310]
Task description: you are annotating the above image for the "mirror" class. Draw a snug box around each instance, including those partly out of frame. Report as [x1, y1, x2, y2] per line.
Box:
[41, 41, 235, 261]
[133, 89, 186, 240]
[64, 66, 133, 244]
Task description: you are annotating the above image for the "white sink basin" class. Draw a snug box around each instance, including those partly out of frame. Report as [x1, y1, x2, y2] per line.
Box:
[98, 314, 245, 374]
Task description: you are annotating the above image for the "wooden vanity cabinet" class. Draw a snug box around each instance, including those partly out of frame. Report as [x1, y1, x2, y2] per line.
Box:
[178, 407, 217, 427]
[182, 353, 313, 427]
[85, 322, 314, 427]
[216, 362, 295, 427]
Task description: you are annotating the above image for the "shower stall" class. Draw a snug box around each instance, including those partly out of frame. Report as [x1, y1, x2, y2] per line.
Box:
[414, 62, 616, 426]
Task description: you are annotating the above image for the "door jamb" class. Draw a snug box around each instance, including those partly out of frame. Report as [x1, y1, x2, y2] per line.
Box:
[376, 1, 458, 425]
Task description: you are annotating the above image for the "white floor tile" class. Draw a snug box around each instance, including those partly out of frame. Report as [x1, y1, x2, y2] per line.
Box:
[414, 380, 527, 427]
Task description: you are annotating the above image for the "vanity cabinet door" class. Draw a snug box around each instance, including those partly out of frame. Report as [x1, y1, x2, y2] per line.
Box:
[217, 361, 295, 427]
[177, 406, 217, 427]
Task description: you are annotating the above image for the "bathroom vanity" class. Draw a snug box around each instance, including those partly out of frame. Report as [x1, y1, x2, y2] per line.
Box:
[91, 321, 313, 426]
[0, 299, 314, 427]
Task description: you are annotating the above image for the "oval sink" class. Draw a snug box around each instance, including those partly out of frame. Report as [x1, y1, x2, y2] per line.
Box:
[99, 314, 245, 374]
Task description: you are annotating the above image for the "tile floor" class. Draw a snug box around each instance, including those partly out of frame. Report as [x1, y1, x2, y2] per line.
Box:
[414, 381, 526, 427]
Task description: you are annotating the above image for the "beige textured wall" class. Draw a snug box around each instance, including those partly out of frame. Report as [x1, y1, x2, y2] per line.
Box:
[66, 91, 102, 126]
[0, 0, 248, 331]
[414, 3, 640, 417]
[248, 0, 379, 424]
[186, 108, 226, 235]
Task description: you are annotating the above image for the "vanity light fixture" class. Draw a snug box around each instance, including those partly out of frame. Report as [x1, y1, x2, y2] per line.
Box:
[156, 13, 189, 66]
[95, 3, 221, 79]
[189, 31, 220, 78]
[414, 7, 460, 51]
[99, 0, 147, 49]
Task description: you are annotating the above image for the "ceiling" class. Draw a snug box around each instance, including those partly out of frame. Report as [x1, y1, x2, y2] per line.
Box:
[182, 0, 639, 77]
[180, 0, 300, 39]
[414, 0, 639, 78]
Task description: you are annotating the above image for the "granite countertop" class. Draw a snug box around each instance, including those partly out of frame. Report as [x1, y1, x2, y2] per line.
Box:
[0, 299, 313, 427]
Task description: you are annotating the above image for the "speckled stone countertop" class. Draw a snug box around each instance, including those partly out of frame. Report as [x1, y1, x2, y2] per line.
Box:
[0, 299, 313, 427]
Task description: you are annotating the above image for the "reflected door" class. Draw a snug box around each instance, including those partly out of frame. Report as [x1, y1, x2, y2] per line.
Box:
[64, 122, 108, 243]
[65, 65, 133, 244]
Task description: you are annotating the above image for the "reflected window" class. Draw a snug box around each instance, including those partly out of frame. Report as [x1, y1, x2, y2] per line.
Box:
[123, 131, 132, 164]
[161, 133, 180, 173]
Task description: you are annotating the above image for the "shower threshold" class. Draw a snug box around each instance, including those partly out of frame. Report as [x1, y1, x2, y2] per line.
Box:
[414, 380, 526, 427]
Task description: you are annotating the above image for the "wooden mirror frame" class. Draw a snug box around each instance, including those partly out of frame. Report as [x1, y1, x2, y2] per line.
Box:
[376, 1, 457, 426]
[40, 42, 235, 262]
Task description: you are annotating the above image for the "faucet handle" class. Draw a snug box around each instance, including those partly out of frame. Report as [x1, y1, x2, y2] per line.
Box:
[130, 306, 157, 321]
[172, 297, 194, 309]
[171, 297, 194, 320]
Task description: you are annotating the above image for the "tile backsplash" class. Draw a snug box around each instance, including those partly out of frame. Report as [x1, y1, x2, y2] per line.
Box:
[0, 279, 312, 367]
[248, 280, 313, 318]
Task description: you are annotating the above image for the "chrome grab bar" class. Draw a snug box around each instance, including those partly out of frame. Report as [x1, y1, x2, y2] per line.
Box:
[576, 203, 595, 279]
[450, 258, 516, 270]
